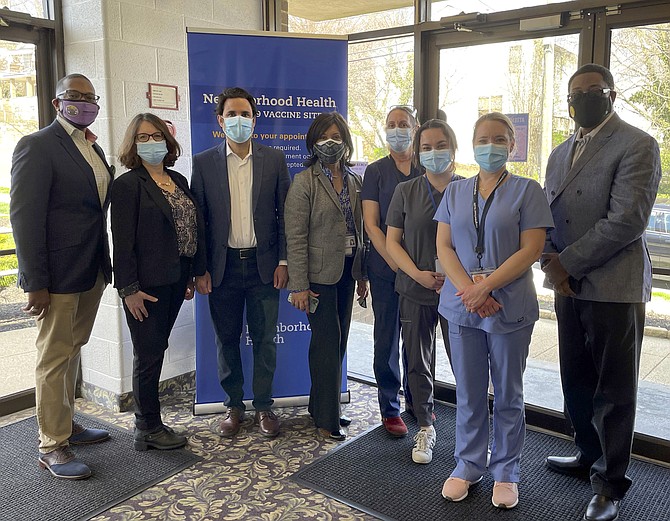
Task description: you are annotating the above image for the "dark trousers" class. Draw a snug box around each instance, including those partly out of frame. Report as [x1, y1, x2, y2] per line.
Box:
[208, 250, 279, 411]
[369, 270, 411, 418]
[399, 295, 451, 427]
[554, 295, 644, 499]
[307, 257, 356, 432]
[124, 257, 191, 431]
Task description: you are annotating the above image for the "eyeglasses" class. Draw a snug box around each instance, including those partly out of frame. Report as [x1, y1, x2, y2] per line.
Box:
[135, 132, 165, 142]
[57, 90, 100, 103]
[567, 88, 611, 104]
[388, 104, 417, 119]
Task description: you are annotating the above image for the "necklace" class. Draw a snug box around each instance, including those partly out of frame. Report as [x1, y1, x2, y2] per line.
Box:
[152, 173, 173, 187]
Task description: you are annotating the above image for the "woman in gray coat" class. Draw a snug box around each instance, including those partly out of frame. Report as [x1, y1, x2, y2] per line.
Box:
[285, 112, 368, 441]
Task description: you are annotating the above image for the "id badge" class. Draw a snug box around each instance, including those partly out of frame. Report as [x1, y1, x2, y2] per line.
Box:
[435, 257, 444, 274]
[470, 268, 495, 284]
[344, 234, 356, 257]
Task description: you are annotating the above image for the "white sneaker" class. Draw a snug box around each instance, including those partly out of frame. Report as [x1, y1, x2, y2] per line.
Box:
[412, 426, 436, 464]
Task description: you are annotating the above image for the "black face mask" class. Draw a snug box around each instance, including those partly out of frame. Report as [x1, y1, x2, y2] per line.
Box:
[569, 91, 612, 129]
[314, 139, 346, 165]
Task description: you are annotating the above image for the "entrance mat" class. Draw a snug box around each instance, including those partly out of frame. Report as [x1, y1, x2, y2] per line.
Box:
[0, 413, 201, 521]
[292, 402, 670, 521]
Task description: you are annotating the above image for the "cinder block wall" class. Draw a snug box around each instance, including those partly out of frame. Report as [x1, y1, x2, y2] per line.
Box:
[60, 0, 262, 407]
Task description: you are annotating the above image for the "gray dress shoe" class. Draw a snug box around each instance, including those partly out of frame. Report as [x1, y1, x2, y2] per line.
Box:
[69, 421, 110, 445]
[38, 446, 92, 480]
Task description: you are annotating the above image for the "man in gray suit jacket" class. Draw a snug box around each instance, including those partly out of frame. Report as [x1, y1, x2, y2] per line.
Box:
[542, 64, 661, 521]
[10, 74, 114, 480]
[191, 87, 291, 439]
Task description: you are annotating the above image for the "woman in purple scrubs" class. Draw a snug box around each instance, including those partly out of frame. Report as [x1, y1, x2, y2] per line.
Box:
[435, 112, 553, 509]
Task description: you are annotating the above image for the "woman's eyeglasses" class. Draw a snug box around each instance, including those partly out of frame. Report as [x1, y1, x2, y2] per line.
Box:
[135, 132, 165, 142]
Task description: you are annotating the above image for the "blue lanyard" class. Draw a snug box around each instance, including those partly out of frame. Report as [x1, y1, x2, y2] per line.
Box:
[424, 175, 438, 213]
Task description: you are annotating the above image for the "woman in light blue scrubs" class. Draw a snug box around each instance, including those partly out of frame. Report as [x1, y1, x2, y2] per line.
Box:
[435, 112, 553, 509]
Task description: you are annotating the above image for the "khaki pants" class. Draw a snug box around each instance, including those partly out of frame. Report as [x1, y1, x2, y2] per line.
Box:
[35, 272, 106, 453]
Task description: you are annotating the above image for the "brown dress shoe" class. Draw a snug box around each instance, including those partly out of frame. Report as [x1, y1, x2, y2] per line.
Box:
[255, 410, 280, 437]
[216, 407, 244, 437]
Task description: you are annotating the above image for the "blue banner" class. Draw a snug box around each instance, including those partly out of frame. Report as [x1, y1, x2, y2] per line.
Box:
[187, 31, 349, 413]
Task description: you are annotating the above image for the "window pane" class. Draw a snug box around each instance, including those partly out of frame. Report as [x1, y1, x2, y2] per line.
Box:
[436, 34, 580, 409]
[0, 1, 45, 19]
[0, 39, 38, 398]
[431, 0, 573, 21]
[611, 23, 670, 441]
[288, 1, 413, 35]
[348, 36, 414, 162]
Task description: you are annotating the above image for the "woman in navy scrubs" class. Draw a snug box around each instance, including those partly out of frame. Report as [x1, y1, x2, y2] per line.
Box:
[361, 105, 421, 437]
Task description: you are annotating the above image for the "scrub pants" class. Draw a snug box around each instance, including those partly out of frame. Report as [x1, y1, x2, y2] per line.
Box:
[398, 295, 450, 427]
[448, 323, 532, 483]
[369, 270, 411, 418]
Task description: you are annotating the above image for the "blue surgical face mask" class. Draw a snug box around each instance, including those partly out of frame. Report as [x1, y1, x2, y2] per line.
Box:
[137, 140, 168, 165]
[223, 115, 254, 143]
[385, 127, 412, 153]
[474, 143, 509, 172]
[419, 149, 452, 174]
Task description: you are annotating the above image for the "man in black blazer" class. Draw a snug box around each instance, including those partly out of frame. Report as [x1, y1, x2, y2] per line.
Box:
[10, 74, 114, 479]
[191, 87, 291, 438]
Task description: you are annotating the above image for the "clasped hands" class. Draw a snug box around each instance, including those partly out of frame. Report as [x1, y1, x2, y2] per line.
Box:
[456, 280, 501, 318]
[540, 253, 576, 297]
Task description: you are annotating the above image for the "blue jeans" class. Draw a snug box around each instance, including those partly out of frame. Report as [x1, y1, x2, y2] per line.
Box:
[208, 251, 279, 411]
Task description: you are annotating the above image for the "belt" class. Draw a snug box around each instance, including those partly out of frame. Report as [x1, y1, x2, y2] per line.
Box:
[230, 247, 256, 260]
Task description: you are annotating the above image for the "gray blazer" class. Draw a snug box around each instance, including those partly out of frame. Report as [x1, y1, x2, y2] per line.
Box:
[544, 113, 661, 303]
[285, 162, 366, 290]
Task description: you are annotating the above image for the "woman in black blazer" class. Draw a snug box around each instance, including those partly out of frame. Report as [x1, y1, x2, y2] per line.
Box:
[111, 113, 204, 451]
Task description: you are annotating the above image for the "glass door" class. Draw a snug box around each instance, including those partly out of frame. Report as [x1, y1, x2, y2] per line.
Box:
[0, 38, 39, 400]
[606, 12, 670, 445]
[424, 1, 670, 458]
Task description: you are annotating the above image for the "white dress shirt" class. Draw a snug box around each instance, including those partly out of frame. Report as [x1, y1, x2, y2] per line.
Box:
[57, 115, 109, 206]
[226, 142, 256, 248]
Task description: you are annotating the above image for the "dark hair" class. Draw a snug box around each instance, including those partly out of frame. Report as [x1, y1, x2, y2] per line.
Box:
[569, 63, 615, 90]
[118, 113, 181, 169]
[412, 119, 458, 169]
[55, 73, 92, 96]
[215, 87, 258, 117]
[304, 112, 354, 167]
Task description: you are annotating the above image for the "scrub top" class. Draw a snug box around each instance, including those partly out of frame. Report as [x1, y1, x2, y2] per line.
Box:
[386, 174, 463, 306]
[435, 174, 554, 334]
[361, 155, 421, 281]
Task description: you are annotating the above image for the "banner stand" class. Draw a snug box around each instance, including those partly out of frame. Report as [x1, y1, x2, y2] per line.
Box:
[193, 391, 351, 416]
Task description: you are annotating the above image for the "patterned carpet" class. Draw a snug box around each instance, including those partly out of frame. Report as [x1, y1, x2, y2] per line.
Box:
[0, 380, 383, 521]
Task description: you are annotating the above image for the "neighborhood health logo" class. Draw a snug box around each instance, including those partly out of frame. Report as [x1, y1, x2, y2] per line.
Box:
[244, 320, 311, 346]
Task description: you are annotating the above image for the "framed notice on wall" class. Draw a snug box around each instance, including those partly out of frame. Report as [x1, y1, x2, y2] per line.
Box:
[147, 83, 179, 110]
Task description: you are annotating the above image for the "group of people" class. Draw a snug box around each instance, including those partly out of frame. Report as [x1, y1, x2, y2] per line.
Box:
[10, 63, 660, 521]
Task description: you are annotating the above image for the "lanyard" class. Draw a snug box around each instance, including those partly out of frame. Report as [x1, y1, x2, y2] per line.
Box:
[424, 175, 439, 214]
[472, 170, 508, 269]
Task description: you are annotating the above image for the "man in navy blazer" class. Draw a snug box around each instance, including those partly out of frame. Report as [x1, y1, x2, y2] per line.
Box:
[542, 64, 661, 521]
[10, 74, 114, 480]
[191, 87, 291, 438]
